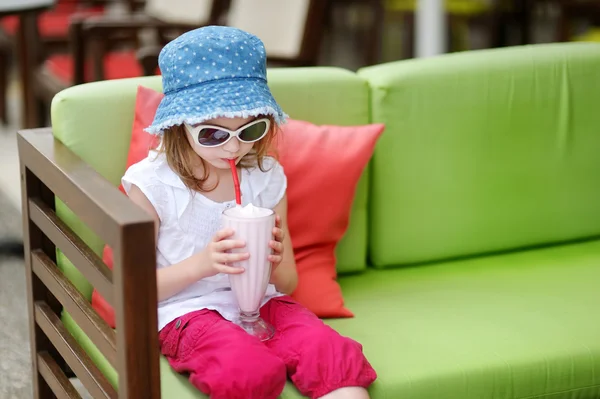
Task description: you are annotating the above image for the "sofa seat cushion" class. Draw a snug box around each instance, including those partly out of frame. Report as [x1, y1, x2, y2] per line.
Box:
[330, 240, 600, 398]
[64, 239, 600, 398]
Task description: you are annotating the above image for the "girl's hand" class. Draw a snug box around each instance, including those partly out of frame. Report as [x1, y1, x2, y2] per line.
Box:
[195, 228, 248, 279]
[269, 215, 285, 280]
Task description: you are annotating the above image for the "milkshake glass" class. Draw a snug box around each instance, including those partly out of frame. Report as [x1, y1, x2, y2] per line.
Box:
[222, 204, 276, 341]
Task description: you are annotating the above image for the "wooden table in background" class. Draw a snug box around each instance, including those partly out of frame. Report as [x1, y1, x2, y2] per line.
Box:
[0, 0, 56, 129]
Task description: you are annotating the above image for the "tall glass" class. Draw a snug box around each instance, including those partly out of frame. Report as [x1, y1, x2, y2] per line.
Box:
[221, 207, 276, 341]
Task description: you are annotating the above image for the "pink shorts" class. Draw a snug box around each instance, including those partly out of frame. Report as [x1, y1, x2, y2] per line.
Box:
[158, 296, 377, 399]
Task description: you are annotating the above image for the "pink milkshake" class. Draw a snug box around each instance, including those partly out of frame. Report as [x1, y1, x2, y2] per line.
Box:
[222, 203, 276, 340]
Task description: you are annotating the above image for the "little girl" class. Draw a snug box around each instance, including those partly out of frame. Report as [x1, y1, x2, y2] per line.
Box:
[122, 26, 377, 399]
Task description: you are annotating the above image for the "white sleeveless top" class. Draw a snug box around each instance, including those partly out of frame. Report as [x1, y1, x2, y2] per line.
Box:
[121, 152, 286, 330]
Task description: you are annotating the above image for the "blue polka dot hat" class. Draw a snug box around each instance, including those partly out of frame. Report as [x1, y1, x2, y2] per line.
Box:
[145, 26, 287, 135]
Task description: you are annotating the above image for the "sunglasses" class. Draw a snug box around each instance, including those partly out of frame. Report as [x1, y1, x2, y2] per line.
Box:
[184, 118, 270, 148]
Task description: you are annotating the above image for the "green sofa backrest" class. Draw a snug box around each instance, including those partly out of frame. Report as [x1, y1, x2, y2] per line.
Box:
[264, 68, 372, 275]
[51, 67, 371, 299]
[359, 43, 600, 268]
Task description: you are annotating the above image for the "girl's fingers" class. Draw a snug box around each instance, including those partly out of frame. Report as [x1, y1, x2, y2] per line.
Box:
[212, 228, 234, 242]
[214, 239, 246, 252]
[215, 263, 245, 274]
[268, 254, 282, 264]
[272, 227, 284, 241]
[275, 214, 282, 228]
[269, 240, 283, 253]
[217, 252, 250, 263]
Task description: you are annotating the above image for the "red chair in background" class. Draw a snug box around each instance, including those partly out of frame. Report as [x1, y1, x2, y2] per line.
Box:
[0, 0, 113, 125]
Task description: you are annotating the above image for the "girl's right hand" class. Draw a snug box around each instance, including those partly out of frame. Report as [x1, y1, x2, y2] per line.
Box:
[195, 228, 248, 279]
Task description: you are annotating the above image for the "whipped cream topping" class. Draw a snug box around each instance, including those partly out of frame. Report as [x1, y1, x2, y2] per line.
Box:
[225, 203, 273, 218]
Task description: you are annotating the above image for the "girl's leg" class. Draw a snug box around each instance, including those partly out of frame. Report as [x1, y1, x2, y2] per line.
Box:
[260, 297, 377, 399]
[159, 309, 287, 399]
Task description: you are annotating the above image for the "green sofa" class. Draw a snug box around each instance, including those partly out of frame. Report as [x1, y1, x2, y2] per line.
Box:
[30, 42, 600, 398]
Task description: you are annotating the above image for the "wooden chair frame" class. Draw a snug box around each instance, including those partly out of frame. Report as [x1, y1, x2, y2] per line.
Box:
[29, 1, 228, 127]
[261, 0, 329, 67]
[0, 0, 125, 127]
[18, 128, 160, 399]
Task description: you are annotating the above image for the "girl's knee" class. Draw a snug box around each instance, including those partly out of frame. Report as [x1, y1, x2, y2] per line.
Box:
[201, 348, 287, 399]
[304, 325, 364, 357]
[290, 327, 377, 398]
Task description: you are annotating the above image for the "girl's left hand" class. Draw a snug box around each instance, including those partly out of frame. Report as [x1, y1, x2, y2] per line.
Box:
[269, 215, 285, 275]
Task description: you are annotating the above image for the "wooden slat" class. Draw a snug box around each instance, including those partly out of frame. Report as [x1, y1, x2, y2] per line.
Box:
[17, 129, 154, 248]
[32, 250, 117, 368]
[34, 302, 117, 399]
[114, 223, 161, 399]
[28, 194, 112, 298]
[29, 197, 114, 307]
[20, 161, 61, 399]
[38, 351, 82, 399]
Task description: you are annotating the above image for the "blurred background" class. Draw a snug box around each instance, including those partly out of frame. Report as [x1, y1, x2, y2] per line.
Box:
[0, 0, 598, 210]
[0, 1, 598, 212]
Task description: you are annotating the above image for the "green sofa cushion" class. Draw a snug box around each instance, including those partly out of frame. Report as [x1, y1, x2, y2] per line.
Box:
[334, 241, 600, 398]
[358, 43, 600, 267]
[66, 239, 600, 398]
[51, 68, 371, 302]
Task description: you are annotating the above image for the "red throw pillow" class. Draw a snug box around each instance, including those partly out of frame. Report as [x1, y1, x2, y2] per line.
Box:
[91, 86, 163, 328]
[276, 120, 384, 318]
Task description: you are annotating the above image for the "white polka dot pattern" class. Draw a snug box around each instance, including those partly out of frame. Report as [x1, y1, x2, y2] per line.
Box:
[146, 26, 287, 135]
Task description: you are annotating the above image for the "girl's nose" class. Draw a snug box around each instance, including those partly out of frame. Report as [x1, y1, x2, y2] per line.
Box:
[223, 137, 240, 153]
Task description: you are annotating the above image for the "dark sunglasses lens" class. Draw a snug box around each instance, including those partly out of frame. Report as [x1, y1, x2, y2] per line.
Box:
[197, 128, 230, 146]
[239, 121, 268, 142]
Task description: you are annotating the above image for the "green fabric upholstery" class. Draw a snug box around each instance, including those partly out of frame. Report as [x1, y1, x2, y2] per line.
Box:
[359, 43, 600, 268]
[331, 240, 600, 399]
[67, 239, 600, 398]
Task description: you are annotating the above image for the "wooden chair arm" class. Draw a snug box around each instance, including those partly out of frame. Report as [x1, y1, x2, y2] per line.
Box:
[18, 128, 160, 399]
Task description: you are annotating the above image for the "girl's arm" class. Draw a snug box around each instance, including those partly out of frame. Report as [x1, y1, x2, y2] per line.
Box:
[128, 184, 202, 301]
[128, 184, 246, 302]
[270, 195, 298, 295]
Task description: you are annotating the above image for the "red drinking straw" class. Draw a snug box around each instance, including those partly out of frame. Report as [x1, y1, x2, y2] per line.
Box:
[228, 159, 242, 205]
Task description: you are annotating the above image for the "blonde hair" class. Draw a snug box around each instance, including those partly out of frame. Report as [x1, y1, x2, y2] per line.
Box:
[158, 115, 279, 192]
